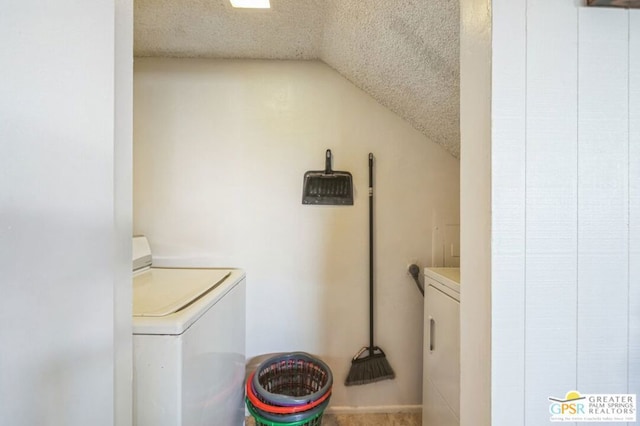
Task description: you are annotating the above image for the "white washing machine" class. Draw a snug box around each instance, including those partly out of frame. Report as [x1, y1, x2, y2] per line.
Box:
[423, 267, 460, 426]
[132, 237, 246, 426]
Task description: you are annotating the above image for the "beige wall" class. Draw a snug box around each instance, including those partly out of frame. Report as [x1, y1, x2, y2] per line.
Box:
[133, 58, 460, 410]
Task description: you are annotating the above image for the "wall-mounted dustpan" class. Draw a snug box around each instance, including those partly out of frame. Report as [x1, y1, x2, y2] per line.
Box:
[302, 149, 354, 206]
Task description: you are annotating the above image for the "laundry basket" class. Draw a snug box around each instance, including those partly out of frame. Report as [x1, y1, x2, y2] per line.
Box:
[252, 352, 333, 406]
[246, 400, 325, 426]
[246, 352, 333, 425]
[246, 372, 331, 414]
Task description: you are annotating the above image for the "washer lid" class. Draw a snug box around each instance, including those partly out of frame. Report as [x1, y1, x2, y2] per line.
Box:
[133, 268, 231, 317]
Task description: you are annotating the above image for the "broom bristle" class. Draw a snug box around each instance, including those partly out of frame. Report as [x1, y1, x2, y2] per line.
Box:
[345, 347, 395, 386]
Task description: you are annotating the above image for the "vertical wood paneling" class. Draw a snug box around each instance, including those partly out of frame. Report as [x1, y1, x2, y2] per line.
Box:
[491, 3, 637, 424]
[525, 0, 579, 423]
[628, 10, 640, 402]
[577, 9, 629, 411]
[491, 0, 526, 424]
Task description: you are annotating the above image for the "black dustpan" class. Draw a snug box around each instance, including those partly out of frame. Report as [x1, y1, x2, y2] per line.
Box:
[302, 149, 354, 205]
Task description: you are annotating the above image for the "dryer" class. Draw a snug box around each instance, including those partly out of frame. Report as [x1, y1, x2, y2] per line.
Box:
[423, 267, 460, 426]
[132, 237, 246, 426]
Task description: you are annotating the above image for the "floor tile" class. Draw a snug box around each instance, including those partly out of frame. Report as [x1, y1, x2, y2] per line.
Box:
[246, 412, 421, 425]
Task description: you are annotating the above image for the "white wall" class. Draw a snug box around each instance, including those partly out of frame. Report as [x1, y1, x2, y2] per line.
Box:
[491, 2, 640, 425]
[115, 0, 134, 424]
[0, 2, 132, 425]
[459, 0, 492, 424]
[133, 58, 460, 410]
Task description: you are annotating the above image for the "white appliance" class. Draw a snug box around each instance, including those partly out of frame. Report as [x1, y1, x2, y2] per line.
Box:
[132, 236, 246, 426]
[423, 267, 460, 426]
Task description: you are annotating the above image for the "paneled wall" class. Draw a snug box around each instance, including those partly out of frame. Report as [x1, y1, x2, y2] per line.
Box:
[631, 9, 640, 408]
[492, 2, 640, 425]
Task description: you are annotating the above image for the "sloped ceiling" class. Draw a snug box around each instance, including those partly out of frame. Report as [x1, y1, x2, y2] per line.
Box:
[134, 0, 460, 158]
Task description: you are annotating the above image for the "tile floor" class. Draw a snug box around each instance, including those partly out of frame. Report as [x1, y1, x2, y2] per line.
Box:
[246, 412, 421, 425]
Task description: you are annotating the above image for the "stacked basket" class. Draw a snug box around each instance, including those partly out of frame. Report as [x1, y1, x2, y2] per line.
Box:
[246, 352, 333, 426]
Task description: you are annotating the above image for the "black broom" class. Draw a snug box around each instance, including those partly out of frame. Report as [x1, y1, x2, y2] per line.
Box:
[345, 153, 395, 386]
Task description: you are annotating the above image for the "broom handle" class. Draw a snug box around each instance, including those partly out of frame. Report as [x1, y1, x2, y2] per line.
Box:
[368, 153, 374, 350]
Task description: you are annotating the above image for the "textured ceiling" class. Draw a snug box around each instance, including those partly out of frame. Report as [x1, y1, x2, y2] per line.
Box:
[134, 0, 460, 157]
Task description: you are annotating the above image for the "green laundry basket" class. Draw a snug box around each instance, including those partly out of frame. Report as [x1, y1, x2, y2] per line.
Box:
[246, 399, 325, 426]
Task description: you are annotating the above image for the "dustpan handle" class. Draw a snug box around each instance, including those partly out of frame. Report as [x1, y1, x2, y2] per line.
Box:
[325, 149, 332, 174]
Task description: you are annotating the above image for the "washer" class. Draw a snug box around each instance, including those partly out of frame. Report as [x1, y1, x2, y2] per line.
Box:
[132, 236, 246, 426]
